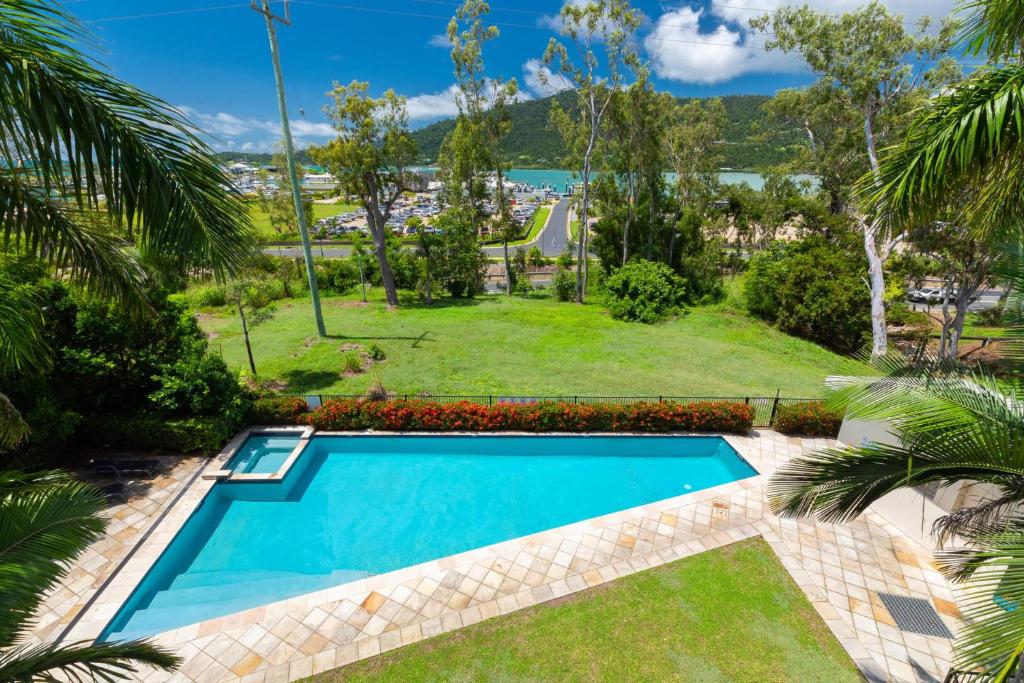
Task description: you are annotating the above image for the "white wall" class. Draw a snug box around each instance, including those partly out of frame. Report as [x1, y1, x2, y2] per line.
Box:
[838, 418, 965, 550]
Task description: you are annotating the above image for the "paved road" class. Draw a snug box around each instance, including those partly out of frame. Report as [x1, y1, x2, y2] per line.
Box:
[262, 197, 571, 260]
[909, 288, 1004, 313]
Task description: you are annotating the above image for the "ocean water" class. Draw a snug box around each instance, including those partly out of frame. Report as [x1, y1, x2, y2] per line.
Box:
[100, 435, 756, 641]
[417, 167, 817, 192]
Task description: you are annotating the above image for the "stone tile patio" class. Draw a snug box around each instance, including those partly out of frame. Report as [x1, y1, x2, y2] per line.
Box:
[32, 431, 966, 683]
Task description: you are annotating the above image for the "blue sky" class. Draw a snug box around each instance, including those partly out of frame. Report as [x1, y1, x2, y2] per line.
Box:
[71, 0, 959, 152]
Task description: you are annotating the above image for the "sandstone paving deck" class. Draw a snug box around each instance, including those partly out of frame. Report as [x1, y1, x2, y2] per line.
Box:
[25, 456, 206, 647]
[30, 431, 967, 683]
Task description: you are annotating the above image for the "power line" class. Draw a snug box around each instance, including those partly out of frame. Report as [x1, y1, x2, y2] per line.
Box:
[77, 0, 986, 62]
[84, 3, 250, 24]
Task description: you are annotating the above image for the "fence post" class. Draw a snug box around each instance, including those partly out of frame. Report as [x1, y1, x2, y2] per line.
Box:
[744, 396, 750, 405]
[768, 389, 781, 427]
[658, 395, 663, 403]
[573, 395, 578, 405]
[488, 395, 493, 406]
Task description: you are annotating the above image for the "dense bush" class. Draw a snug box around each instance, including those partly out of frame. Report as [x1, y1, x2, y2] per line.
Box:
[774, 401, 843, 437]
[551, 268, 576, 302]
[430, 208, 488, 297]
[303, 399, 754, 433]
[745, 236, 870, 354]
[2, 263, 248, 463]
[315, 258, 359, 294]
[605, 259, 686, 323]
[88, 413, 243, 454]
[248, 396, 309, 424]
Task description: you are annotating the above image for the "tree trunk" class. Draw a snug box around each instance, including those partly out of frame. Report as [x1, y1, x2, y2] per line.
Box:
[503, 239, 513, 295]
[238, 302, 257, 377]
[864, 222, 888, 357]
[367, 207, 399, 306]
[862, 111, 889, 357]
[622, 173, 635, 266]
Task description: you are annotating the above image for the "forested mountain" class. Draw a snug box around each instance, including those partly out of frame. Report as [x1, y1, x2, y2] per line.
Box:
[215, 93, 804, 171]
[409, 93, 805, 171]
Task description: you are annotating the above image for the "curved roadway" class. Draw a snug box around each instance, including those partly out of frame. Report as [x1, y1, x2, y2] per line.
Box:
[261, 197, 570, 260]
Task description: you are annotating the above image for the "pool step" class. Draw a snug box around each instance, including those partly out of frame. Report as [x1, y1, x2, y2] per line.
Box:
[141, 568, 372, 613]
[106, 595, 259, 642]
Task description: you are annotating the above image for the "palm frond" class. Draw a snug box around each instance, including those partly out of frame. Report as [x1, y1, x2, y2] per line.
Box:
[0, 268, 47, 377]
[0, 474, 105, 645]
[0, 639, 179, 682]
[0, 0, 255, 277]
[767, 437, 1024, 522]
[0, 392, 30, 450]
[937, 531, 1024, 675]
[960, 0, 1024, 61]
[933, 496, 1024, 546]
[0, 172, 149, 310]
[862, 64, 1024, 234]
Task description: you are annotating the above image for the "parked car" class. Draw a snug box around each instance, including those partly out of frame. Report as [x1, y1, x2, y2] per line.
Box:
[908, 287, 958, 304]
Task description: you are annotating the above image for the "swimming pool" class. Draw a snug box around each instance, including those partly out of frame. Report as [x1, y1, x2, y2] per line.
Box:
[226, 434, 301, 474]
[100, 435, 756, 641]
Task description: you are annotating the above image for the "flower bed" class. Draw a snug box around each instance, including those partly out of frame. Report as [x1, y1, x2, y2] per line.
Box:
[248, 396, 309, 424]
[303, 399, 754, 434]
[773, 401, 842, 437]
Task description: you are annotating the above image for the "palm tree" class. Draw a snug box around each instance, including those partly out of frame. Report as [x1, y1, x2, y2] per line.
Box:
[0, 470, 179, 680]
[0, 0, 255, 444]
[865, 0, 1024, 235]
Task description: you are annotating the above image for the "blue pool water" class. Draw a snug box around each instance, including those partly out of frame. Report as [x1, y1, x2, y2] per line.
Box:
[100, 435, 756, 641]
[226, 434, 300, 474]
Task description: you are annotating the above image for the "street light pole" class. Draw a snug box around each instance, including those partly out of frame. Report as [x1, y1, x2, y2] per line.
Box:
[252, 0, 327, 337]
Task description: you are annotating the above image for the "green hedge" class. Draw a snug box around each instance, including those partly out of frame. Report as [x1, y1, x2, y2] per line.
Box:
[88, 413, 244, 454]
[773, 402, 842, 437]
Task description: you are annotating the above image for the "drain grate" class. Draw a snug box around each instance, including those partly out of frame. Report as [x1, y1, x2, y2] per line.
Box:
[877, 593, 954, 638]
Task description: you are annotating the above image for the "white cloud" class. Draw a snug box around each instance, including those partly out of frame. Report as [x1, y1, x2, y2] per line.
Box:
[405, 85, 462, 121]
[404, 81, 531, 122]
[177, 105, 335, 149]
[522, 58, 573, 97]
[428, 33, 451, 48]
[644, 6, 802, 84]
[644, 0, 959, 85]
[290, 120, 335, 137]
[710, 0, 957, 24]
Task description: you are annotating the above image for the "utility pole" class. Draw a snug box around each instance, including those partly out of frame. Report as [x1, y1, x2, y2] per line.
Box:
[252, 0, 327, 337]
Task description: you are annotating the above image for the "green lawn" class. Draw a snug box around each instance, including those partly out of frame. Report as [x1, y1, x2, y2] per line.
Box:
[199, 285, 852, 396]
[304, 538, 860, 683]
[251, 201, 360, 242]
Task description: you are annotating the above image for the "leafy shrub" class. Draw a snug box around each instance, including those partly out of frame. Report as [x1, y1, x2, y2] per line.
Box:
[315, 258, 359, 294]
[745, 236, 870, 354]
[551, 269, 576, 302]
[149, 353, 246, 418]
[527, 246, 548, 268]
[431, 208, 488, 297]
[2, 270, 249, 464]
[605, 259, 686, 323]
[367, 343, 386, 361]
[189, 284, 227, 308]
[342, 353, 364, 374]
[249, 396, 309, 424]
[90, 413, 243, 454]
[774, 401, 843, 437]
[304, 400, 754, 433]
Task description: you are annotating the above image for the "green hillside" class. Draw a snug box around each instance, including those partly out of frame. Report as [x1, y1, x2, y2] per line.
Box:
[214, 94, 804, 172]
[409, 93, 803, 171]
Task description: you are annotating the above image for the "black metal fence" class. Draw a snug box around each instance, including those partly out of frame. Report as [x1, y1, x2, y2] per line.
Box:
[277, 393, 823, 429]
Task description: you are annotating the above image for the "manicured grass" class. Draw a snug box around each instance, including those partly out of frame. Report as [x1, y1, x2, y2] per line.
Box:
[508, 206, 550, 246]
[199, 284, 853, 396]
[303, 538, 860, 683]
[251, 201, 360, 242]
